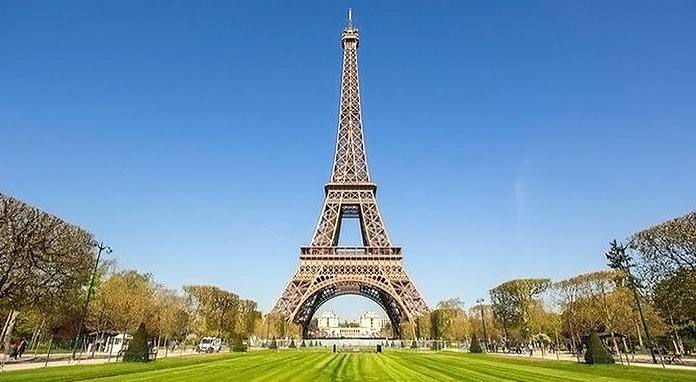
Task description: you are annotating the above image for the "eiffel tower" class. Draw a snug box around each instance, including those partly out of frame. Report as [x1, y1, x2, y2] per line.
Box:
[271, 12, 429, 337]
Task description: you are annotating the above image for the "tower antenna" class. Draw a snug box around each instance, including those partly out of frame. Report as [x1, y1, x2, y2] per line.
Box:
[348, 8, 353, 27]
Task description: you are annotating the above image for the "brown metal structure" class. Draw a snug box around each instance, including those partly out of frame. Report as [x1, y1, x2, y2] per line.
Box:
[271, 13, 429, 336]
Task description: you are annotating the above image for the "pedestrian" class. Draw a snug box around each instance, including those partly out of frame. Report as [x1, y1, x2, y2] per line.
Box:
[18, 337, 28, 358]
[10, 338, 21, 359]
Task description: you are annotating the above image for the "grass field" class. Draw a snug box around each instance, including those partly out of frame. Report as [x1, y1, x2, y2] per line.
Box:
[2, 349, 696, 382]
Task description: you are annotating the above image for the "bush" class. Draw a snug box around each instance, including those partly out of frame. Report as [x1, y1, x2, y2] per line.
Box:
[469, 333, 483, 353]
[300, 340, 306, 348]
[123, 322, 149, 362]
[289, 340, 296, 348]
[411, 340, 418, 349]
[308, 340, 314, 347]
[584, 331, 614, 364]
[400, 341, 405, 348]
[232, 335, 247, 352]
[269, 338, 278, 350]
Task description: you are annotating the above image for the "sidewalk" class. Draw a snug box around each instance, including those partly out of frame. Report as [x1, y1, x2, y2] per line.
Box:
[0, 348, 199, 372]
[493, 351, 696, 371]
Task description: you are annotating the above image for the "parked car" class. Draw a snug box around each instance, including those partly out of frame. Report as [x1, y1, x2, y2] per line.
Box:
[196, 337, 222, 353]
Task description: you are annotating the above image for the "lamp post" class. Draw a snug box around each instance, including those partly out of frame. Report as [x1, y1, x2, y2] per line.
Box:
[72, 241, 112, 360]
[476, 298, 489, 351]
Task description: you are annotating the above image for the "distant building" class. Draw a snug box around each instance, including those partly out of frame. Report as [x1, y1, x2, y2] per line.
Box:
[316, 310, 388, 338]
[359, 311, 388, 333]
[318, 311, 340, 330]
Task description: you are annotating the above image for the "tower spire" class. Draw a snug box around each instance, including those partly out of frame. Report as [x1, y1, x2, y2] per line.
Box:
[333, 8, 367, 185]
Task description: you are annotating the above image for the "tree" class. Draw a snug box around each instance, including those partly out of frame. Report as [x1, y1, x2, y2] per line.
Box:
[490, 279, 551, 342]
[584, 331, 614, 364]
[630, 210, 696, 282]
[184, 285, 241, 340]
[0, 194, 94, 348]
[123, 322, 149, 362]
[606, 240, 657, 364]
[288, 339, 296, 348]
[469, 332, 483, 353]
[89, 271, 156, 335]
[430, 298, 469, 340]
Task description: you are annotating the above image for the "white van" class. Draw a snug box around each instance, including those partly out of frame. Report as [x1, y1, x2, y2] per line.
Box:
[196, 337, 222, 353]
[105, 333, 132, 355]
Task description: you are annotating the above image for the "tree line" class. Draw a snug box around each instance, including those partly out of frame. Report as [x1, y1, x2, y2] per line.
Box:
[0, 193, 264, 352]
[397, 210, 696, 357]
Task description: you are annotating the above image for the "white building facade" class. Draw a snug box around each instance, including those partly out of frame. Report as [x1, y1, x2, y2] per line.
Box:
[316, 311, 388, 338]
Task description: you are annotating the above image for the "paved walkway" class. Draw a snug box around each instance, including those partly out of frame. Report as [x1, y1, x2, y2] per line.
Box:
[0, 348, 199, 372]
[493, 351, 696, 371]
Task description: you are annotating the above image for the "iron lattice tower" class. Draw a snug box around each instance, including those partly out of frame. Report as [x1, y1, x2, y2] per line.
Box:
[271, 13, 430, 336]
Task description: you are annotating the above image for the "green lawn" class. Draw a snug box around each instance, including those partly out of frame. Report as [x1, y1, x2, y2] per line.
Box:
[2, 349, 696, 382]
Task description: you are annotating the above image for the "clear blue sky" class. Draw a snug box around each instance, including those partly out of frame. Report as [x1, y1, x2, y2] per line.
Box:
[2, 1, 695, 318]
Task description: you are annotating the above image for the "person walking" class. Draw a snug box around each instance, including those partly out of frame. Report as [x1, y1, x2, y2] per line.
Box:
[9, 338, 21, 360]
[18, 337, 28, 358]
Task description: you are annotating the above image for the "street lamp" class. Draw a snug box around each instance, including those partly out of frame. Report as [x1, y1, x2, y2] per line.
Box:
[72, 241, 112, 360]
[476, 298, 489, 352]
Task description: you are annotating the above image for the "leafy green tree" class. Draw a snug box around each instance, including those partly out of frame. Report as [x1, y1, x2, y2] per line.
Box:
[630, 210, 696, 281]
[300, 340, 306, 348]
[490, 278, 551, 342]
[430, 298, 468, 340]
[123, 322, 149, 362]
[288, 339, 296, 348]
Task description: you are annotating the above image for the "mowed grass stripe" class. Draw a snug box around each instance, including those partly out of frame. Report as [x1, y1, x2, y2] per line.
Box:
[410, 352, 596, 382]
[378, 352, 453, 382]
[2, 350, 696, 381]
[0, 353, 240, 382]
[409, 352, 595, 382]
[388, 351, 507, 381]
[87, 351, 288, 382]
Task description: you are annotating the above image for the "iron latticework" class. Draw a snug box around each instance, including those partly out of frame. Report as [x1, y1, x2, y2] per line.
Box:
[271, 14, 429, 336]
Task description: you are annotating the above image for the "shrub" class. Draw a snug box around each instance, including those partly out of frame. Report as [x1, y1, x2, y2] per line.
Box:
[584, 331, 614, 364]
[400, 341, 405, 348]
[123, 323, 149, 362]
[300, 340, 306, 348]
[469, 333, 483, 353]
[308, 341, 314, 347]
[289, 340, 296, 348]
[269, 338, 278, 349]
[411, 340, 418, 349]
[232, 335, 247, 352]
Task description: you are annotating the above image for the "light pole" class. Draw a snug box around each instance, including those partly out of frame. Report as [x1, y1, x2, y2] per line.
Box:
[476, 298, 489, 351]
[72, 241, 112, 360]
